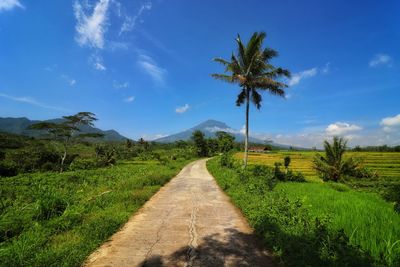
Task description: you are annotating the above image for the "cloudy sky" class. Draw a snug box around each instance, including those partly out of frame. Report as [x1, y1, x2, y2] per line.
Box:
[0, 0, 399, 147]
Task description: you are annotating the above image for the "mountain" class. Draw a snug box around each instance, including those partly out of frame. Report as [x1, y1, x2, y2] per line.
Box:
[155, 119, 288, 146]
[0, 117, 127, 141]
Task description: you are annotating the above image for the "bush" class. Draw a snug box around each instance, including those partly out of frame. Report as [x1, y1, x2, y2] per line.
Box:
[384, 184, 400, 213]
[285, 169, 306, 182]
[69, 158, 96, 171]
[251, 165, 277, 191]
[0, 160, 18, 177]
[220, 153, 235, 168]
[273, 162, 305, 182]
[95, 145, 116, 167]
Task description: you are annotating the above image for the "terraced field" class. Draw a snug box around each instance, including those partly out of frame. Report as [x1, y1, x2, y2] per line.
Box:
[235, 151, 400, 181]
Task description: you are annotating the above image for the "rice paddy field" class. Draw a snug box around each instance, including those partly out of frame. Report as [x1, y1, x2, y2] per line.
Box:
[209, 153, 400, 266]
[235, 151, 400, 182]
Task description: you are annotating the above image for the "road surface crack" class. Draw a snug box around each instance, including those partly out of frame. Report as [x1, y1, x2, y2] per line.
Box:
[143, 207, 174, 265]
[186, 190, 199, 267]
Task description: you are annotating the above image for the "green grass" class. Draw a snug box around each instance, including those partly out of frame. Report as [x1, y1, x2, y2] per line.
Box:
[207, 157, 400, 266]
[0, 158, 192, 266]
[276, 182, 400, 263]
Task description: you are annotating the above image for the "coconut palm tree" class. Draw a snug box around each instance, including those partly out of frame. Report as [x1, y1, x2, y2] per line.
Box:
[313, 136, 360, 182]
[212, 32, 290, 167]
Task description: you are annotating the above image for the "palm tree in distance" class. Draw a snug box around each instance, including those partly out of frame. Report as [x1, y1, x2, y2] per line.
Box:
[212, 32, 290, 167]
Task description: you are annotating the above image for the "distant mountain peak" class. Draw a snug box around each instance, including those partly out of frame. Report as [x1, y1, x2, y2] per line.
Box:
[192, 119, 230, 130]
[155, 119, 261, 143]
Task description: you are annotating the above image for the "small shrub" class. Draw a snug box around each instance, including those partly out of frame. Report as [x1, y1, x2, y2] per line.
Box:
[285, 169, 306, 182]
[0, 160, 18, 177]
[69, 158, 96, 171]
[220, 153, 235, 168]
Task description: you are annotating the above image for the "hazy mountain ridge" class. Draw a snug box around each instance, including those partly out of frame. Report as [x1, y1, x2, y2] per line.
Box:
[155, 119, 296, 148]
[0, 117, 127, 141]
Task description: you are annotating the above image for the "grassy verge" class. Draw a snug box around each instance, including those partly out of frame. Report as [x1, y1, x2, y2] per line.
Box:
[0, 159, 192, 266]
[207, 157, 400, 266]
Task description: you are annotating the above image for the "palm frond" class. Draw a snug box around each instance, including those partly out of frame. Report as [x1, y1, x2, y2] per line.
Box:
[236, 34, 247, 68]
[211, 74, 235, 83]
[251, 90, 262, 109]
[212, 57, 230, 66]
[236, 89, 247, 106]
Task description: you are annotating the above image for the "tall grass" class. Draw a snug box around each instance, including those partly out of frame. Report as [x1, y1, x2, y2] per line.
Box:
[207, 157, 400, 266]
[0, 159, 191, 266]
[277, 182, 400, 264]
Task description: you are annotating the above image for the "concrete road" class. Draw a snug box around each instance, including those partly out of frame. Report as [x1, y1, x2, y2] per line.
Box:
[85, 159, 275, 267]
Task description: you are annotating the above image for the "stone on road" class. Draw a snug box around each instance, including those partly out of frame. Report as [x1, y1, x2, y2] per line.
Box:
[85, 159, 275, 267]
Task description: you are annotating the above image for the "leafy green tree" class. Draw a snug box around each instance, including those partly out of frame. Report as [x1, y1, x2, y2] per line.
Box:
[313, 136, 360, 182]
[126, 139, 133, 149]
[191, 130, 208, 157]
[212, 32, 290, 168]
[206, 138, 219, 155]
[216, 131, 235, 153]
[28, 112, 102, 172]
[284, 156, 291, 174]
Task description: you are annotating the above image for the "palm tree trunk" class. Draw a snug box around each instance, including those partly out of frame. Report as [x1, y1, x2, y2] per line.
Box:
[243, 89, 250, 168]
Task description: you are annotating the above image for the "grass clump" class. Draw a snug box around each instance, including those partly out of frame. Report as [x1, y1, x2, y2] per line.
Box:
[207, 157, 400, 266]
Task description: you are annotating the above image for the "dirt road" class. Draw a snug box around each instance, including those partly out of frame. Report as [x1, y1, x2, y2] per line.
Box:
[85, 159, 275, 267]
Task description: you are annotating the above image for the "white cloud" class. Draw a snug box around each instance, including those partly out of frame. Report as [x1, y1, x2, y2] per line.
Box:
[0, 93, 70, 112]
[321, 62, 331, 73]
[288, 67, 318, 86]
[137, 54, 166, 84]
[380, 114, 400, 133]
[0, 0, 24, 11]
[119, 2, 152, 35]
[124, 96, 135, 102]
[74, 0, 110, 49]
[369, 54, 393, 67]
[89, 54, 106, 71]
[325, 122, 362, 136]
[113, 81, 129, 89]
[61, 75, 76, 86]
[175, 104, 190, 114]
[381, 114, 400, 127]
[94, 62, 106, 70]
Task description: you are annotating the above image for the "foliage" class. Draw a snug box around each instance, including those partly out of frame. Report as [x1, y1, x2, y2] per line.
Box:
[0, 158, 192, 266]
[207, 157, 400, 266]
[313, 137, 362, 182]
[212, 31, 290, 167]
[273, 162, 306, 182]
[216, 131, 235, 153]
[28, 112, 103, 172]
[191, 130, 208, 157]
[219, 152, 236, 168]
[284, 155, 291, 170]
[95, 144, 116, 167]
[353, 145, 400, 152]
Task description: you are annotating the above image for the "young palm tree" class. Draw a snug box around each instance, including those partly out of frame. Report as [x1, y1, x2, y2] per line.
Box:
[212, 32, 290, 167]
[313, 136, 360, 182]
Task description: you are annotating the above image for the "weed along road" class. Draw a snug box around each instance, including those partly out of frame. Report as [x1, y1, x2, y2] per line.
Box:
[85, 159, 275, 267]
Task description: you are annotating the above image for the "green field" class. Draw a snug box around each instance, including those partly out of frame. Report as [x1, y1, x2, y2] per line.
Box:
[207, 157, 400, 266]
[235, 151, 400, 181]
[0, 159, 190, 266]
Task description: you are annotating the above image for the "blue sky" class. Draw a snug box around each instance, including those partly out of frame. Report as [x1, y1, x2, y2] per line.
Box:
[0, 0, 399, 147]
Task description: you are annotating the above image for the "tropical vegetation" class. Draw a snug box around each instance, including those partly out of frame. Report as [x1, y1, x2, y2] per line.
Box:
[212, 32, 290, 167]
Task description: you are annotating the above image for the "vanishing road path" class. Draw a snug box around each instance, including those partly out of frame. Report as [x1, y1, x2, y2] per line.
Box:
[85, 159, 275, 267]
